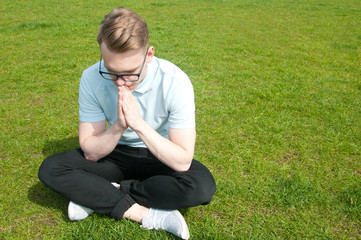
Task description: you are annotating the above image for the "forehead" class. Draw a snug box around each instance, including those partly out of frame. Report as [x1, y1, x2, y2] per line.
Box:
[100, 43, 144, 72]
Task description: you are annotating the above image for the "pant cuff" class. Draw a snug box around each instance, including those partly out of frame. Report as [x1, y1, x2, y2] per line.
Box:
[110, 194, 136, 220]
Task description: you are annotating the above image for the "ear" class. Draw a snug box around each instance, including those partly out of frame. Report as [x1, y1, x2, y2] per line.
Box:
[146, 46, 155, 63]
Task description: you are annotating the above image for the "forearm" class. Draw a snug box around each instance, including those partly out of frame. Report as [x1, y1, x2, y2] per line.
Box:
[134, 120, 195, 172]
[80, 123, 125, 161]
[120, 86, 195, 171]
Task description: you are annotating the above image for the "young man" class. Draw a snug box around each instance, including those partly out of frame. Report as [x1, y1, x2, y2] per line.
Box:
[38, 6, 216, 239]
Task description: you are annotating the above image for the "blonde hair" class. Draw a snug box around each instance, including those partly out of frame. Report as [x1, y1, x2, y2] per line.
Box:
[97, 7, 149, 52]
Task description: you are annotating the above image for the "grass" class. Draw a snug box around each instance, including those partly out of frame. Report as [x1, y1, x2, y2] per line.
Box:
[1, 0, 360, 239]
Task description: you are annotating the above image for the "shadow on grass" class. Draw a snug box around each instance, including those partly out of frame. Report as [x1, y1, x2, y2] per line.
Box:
[28, 181, 69, 220]
[42, 136, 79, 157]
[341, 185, 361, 220]
[27, 136, 80, 220]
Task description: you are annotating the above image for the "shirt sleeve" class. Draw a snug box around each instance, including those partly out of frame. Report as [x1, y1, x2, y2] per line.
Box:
[78, 71, 106, 123]
[167, 70, 196, 129]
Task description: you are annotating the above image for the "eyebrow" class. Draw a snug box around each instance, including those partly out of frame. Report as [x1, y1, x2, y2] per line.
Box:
[104, 63, 140, 74]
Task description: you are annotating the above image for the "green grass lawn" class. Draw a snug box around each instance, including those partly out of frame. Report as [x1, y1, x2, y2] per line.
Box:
[1, 0, 360, 239]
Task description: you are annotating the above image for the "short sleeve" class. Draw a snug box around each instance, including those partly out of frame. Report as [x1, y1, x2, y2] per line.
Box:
[78, 71, 106, 123]
[167, 71, 196, 129]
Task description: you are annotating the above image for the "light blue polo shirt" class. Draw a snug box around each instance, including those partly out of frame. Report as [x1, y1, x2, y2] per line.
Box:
[78, 57, 195, 148]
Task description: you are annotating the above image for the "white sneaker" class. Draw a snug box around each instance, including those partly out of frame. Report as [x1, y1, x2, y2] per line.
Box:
[141, 208, 190, 240]
[68, 201, 94, 221]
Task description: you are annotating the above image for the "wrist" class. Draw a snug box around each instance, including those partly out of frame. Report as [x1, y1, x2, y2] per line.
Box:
[131, 118, 146, 133]
[111, 121, 127, 134]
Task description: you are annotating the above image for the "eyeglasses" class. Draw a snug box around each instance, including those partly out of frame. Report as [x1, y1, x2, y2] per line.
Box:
[99, 51, 148, 82]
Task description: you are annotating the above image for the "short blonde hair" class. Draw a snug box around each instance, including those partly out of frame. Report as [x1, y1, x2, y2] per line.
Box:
[97, 7, 149, 52]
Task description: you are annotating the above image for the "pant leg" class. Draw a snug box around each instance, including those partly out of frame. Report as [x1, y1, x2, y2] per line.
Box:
[132, 160, 216, 209]
[38, 148, 136, 218]
[39, 146, 216, 220]
[116, 147, 216, 210]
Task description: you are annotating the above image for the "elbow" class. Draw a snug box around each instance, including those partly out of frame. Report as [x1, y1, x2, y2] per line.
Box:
[82, 149, 100, 162]
[173, 150, 194, 172]
[80, 141, 100, 162]
[174, 159, 192, 172]
[176, 165, 191, 172]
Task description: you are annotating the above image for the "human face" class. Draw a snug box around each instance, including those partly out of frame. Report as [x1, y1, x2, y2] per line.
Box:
[99, 43, 154, 92]
[99, 51, 147, 82]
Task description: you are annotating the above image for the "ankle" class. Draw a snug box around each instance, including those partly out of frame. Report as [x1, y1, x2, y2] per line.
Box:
[123, 203, 149, 223]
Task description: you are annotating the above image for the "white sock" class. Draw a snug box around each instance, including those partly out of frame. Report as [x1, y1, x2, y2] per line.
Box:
[141, 208, 190, 239]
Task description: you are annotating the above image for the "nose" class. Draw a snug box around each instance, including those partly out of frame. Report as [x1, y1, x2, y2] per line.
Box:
[113, 78, 126, 87]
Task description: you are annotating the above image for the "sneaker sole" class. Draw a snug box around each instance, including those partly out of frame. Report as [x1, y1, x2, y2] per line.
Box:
[173, 210, 190, 240]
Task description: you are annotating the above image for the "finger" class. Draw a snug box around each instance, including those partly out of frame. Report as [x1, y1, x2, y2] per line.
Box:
[118, 88, 123, 108]
[122, 88, 131, 105]
[118, 88, 124, 100]
[118, 86, 125, 97]
[118, 87, 126, 117]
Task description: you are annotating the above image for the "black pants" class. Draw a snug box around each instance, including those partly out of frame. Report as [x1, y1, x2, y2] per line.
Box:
[38, 145, 216, 220]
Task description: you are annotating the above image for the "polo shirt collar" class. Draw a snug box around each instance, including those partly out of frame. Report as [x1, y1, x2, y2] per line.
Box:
[134, 58, 158, 94]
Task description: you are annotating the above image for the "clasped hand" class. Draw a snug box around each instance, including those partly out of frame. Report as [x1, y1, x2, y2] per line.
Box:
[117, 86, 143, 131]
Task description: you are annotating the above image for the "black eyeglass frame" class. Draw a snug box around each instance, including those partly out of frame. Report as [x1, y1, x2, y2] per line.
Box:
[98, 51, 148, 82]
